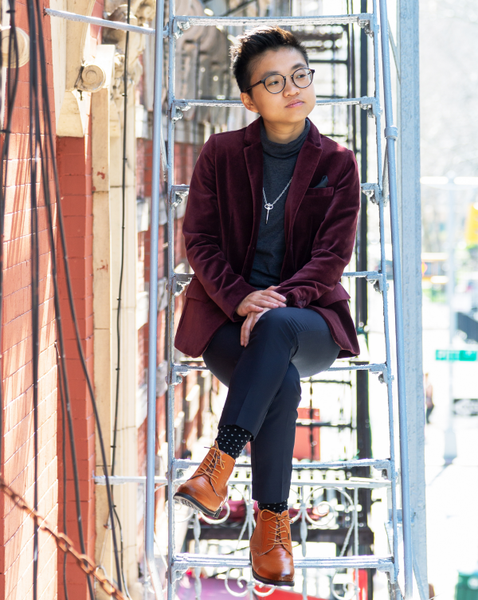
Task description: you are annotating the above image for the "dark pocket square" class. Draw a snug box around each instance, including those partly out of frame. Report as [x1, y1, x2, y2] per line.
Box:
[312, 175, 328, 188]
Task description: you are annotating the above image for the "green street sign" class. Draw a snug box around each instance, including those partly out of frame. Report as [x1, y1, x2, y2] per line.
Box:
[435, 349, 478, 362]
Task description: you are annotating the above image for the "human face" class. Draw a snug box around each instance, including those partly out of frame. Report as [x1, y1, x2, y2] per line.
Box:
[240, 47, 316, 142]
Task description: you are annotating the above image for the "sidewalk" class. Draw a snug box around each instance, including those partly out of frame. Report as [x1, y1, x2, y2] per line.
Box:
[425, 412, 478, 598]
[423, 299, 478, 598]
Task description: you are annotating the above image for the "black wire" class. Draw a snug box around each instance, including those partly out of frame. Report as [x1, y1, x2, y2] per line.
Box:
[27, 2, 40, 592]
[111, 0, 131, 478]
[31, 0, 123, 589]
[55, 344, 70, 600]
[109, 0, 133, 593]
[24, 3, 93, 597]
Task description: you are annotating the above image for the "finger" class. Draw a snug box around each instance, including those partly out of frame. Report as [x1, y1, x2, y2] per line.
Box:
[241, 315, 251, 346]
[243, 304, 265, 313]
[249, 314, 260, 333]
[246, 299, 283, 311]
[262, 290, 287, 303]
[241, 319, 252, 346]
[250, 308, 269, 333]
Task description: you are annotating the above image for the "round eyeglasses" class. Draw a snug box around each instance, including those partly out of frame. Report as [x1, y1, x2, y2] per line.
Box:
[245, 67, 315, 95]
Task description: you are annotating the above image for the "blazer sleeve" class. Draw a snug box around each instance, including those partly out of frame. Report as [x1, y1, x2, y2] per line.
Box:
[276, 149, 360, 307]
[182, 136, 256, 320]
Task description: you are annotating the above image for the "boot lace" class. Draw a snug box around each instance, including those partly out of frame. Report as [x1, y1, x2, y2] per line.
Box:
[194, 443, 225, 487]
[262, 510, 292, 551]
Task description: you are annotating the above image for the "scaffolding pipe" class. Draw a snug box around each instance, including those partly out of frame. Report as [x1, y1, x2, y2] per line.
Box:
[378, 0, 413, 597]
[45, 7, 157, 35]
[145, 0, 165, 596]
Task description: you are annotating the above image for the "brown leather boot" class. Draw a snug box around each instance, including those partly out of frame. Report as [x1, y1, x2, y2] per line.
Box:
[250, 509, 295, 586]
[174, 442, 235, 518]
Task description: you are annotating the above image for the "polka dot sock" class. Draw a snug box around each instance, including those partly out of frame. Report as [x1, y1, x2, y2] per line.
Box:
[216, 425, 252, 460]
[258, 501, 289, 514]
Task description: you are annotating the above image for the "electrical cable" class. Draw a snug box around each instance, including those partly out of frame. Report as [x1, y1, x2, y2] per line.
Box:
[24, 1, 95, 594]
[0, 0, 125, 594]
[26, 2, 41, 595]
[31, 0, 124, 589]
[108, 0, 134, 593]
[55, 344, 70, 600]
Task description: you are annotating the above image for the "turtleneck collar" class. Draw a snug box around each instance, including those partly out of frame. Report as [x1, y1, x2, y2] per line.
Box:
[260, 118, 311, 159]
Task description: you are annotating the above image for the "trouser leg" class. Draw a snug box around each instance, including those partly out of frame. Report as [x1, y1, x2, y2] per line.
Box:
[250, 362, 301, 502]
[203, 308, 340, 503]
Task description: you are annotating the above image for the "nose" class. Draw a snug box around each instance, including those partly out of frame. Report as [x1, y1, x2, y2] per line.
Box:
[283, 76, 299, 95]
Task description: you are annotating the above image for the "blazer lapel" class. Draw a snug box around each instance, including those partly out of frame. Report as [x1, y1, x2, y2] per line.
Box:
[242, 142, 263, 273]
[284, 139, 322, 243]
[243, 120, 264, 273]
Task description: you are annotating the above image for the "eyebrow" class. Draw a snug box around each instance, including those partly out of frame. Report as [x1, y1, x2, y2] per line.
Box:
[260, 62, 307, 78]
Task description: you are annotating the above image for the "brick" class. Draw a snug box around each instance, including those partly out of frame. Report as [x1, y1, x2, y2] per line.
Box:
[58, 195, 92, 217]
[2, 286, 29, 321]
[4, 235, 31, 268]
[3, 360, 33, 401]
[2, 314, 31, 349]
[3, 184, 28, 215]
[59, 175, 88, 196]
[62, 214, 93, 238]
[62, 235, 93, 259]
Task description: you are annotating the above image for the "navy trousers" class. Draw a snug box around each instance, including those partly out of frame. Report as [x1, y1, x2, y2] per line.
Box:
[203, 307, 340, 503]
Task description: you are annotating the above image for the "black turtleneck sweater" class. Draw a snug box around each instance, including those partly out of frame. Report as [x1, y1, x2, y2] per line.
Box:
[248, 118, 310, 289]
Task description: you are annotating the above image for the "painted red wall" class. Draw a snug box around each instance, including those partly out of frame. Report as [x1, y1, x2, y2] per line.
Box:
[0, 1, 59, 597]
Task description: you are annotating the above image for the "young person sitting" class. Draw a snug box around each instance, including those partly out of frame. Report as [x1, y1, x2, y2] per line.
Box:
[174, 25, 360, 587]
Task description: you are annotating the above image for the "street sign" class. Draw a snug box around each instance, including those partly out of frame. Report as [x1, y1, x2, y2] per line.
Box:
[435, 349, 478, 361]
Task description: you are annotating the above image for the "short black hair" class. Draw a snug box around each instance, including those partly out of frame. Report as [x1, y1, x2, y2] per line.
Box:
[231, 26, 309, 93]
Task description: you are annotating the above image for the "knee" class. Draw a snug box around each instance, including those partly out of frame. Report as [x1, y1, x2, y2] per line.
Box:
[253, 308, 294, 336]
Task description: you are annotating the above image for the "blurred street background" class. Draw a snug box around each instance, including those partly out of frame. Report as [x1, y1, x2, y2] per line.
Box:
[419, 1, 478, 596]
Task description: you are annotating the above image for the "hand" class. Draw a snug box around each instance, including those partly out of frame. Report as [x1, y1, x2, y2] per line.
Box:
[240, 308, 270, 347]
[236, 286, 287, 317]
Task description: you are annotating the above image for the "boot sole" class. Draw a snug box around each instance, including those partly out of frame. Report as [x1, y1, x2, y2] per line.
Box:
[250, 554, 295, 587]
[173, 492, 222, 519]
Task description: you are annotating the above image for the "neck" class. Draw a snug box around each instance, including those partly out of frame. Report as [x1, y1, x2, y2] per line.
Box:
[262, 119, 306, 144]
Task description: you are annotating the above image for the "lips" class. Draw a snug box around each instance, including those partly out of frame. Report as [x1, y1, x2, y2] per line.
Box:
[285, 100, 304, 108]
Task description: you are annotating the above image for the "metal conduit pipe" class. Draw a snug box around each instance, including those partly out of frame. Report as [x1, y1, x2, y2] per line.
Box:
[378, 0, 413, 597]
[145, 0, 166, 595]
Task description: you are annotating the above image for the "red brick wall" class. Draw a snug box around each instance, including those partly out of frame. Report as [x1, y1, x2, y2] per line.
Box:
[56, 122, 96, 600]
[0, 1, 59, 598]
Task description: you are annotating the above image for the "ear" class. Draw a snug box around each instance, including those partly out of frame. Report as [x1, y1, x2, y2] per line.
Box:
[241, 91, 260, 114]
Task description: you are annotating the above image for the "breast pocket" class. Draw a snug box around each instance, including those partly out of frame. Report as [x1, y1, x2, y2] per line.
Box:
[300, 187, 334, 223]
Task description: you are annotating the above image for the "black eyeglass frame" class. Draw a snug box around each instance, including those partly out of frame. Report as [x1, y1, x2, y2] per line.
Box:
[245, 67, 316, 95]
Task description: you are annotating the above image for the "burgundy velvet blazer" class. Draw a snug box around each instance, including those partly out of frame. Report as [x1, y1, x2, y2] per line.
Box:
[174, 118, 361, 359]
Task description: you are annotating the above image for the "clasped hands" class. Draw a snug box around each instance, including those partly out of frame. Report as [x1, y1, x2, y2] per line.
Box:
[236, 286, 287, 347]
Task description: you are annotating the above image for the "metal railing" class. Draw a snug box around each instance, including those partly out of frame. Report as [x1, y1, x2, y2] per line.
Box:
[43, 1, 414, 598]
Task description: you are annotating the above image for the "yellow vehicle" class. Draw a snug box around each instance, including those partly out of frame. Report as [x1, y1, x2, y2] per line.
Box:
[421, 252, 447, 285]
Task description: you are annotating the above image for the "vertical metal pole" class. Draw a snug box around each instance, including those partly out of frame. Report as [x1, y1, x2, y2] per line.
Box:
[397, 0, 428, 596]
[378, 0, 413, 596]
[145, 1, 165, 597]
[356, 0, 368, 330]
[444, 181, 457, 464]
[372, 0, 400, 586]
[166, 8, 177, 600]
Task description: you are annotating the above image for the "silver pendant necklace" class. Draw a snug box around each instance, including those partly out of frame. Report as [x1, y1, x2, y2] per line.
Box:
[263, 177, 293, 224]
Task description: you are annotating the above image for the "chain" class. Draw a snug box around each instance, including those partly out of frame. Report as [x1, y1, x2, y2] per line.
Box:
[0, 476, 127, 600]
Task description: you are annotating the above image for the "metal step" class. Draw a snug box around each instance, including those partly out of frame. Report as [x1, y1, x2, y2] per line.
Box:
[173, 96, 377, 111]
[173, 13, 373, 29]
[170, 182, 382, 205]
[170, 271, 385, 295]
[173, 456, 391, 473]
[172, 552, 394, 573]
[171, 362, 387, 384]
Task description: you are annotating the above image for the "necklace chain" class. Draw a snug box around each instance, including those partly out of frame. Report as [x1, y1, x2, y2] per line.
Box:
[263, 177, 293, 224]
